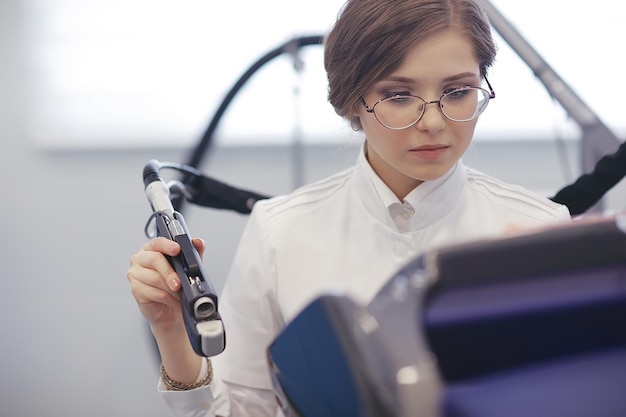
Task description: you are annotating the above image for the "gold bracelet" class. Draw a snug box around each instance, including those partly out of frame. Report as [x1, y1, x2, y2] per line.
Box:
[160, 358, 213, 391]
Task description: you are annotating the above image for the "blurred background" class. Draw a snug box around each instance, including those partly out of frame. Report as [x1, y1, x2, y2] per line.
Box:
[1, 1, 626, 416]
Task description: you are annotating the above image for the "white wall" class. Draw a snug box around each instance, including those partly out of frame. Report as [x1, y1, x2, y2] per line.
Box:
[2, 1, 626, 416]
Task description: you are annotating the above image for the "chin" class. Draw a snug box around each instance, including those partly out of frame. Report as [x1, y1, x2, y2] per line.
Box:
[411, 166, 452, 182]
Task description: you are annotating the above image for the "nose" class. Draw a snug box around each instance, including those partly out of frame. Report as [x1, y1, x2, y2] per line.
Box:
[415, 100, 445, 132]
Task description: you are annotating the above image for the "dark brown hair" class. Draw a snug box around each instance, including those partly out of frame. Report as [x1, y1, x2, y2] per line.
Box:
[324, 0, 497, 130]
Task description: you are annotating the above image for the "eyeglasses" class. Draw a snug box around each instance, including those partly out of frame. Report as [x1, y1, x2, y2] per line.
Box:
[360, 78, 496, 130]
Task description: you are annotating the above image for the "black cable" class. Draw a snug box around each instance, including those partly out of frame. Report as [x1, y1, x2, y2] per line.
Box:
[551, 140, 626, 215]
[187, 35, 324, 169]
[172, 35, 324, 211]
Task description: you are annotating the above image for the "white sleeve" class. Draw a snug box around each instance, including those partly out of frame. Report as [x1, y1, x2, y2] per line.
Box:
[158, 379, 222, 417]
[158, 377, 278, 417]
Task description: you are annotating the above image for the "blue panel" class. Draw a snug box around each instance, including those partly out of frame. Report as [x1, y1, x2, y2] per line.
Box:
[268, 296, 362, 417]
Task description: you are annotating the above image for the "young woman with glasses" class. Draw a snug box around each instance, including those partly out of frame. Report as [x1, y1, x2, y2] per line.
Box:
[127, 0, 571, 416]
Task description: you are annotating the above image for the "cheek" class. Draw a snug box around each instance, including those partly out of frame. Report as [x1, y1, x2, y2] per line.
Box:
[450, 120, 478, 146]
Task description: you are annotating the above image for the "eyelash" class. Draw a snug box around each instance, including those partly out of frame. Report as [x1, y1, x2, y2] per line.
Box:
[382, 90, 411, 99]
[380, 85, 473, 99]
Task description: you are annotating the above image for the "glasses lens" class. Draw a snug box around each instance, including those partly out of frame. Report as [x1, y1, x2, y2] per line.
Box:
[373, 96, 424, 130]
[440, 87, 490, 121]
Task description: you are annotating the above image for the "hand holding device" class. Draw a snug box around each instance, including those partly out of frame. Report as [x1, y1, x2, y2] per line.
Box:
[142, 159, 226, 357]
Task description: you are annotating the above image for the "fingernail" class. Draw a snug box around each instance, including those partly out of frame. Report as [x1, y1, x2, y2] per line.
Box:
[170, 278, 180, 290]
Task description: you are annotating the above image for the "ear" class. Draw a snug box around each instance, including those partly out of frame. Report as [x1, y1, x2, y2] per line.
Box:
[351, 103, 360, 118]
[350, 116, 362, 131]
[350, 102, 362, 127]
[351, 97, 366, 116]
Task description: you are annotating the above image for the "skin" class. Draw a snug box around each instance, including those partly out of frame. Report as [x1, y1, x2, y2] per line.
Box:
[357, 29, 482, 200]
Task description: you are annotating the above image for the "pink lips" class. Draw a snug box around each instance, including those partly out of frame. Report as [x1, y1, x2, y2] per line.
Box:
[410, 144, 450, 160]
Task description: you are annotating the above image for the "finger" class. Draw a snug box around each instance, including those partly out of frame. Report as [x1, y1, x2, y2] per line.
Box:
[503, 223, 526, 235]
[192, 238, 205, 259]
[129, 274, 181, 309]
[129, 249, 181, 292]
[142, 236, 180, 256]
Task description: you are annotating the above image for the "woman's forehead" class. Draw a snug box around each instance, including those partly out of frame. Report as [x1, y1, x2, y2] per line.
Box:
[383, 31, 480, 84]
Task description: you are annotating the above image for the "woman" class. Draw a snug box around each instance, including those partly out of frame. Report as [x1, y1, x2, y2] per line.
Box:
[127, 0, 571, 416]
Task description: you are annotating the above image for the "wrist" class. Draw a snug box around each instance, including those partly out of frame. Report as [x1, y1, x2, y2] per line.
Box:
[161, 357, 213, 391]
[152, 324, 203, 385]
[150, 318, 186, 342]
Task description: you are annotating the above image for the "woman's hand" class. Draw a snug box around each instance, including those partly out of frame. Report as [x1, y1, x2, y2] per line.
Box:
[127, 236, 205, 333]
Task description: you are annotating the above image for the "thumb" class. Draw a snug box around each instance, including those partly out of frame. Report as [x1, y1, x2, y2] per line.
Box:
[192, 237, 206, 259]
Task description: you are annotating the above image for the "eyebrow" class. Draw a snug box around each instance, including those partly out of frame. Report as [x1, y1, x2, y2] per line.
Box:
[381, 72, 480, 84]
[442, 72, 480, 82]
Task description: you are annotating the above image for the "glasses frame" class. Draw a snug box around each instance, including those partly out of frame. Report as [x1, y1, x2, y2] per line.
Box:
[360, 77, 496, 130]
